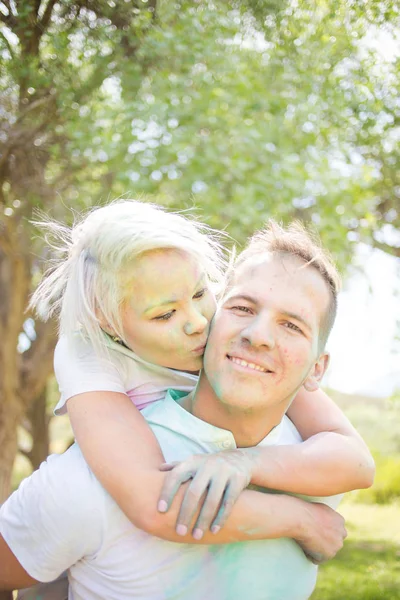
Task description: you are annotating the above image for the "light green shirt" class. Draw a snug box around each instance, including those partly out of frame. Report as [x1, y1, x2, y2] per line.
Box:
[141, 389, 340, 600]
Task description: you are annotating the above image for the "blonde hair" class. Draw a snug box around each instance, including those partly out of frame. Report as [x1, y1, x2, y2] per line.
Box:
[228, 220, 341, 350]
[30, 200, 228, 355]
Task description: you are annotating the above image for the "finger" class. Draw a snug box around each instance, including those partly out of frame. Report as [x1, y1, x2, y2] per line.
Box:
[210, 481, 244, 533]
[192, 478, 228, 537]
[159, 462, 181, 472]
[304, 552, 324, 565]
[158, 466, 195, 513]
[176, 470, 215, 536]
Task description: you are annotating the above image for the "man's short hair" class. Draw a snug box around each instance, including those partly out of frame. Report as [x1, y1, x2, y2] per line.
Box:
[228, 220, 341, 351]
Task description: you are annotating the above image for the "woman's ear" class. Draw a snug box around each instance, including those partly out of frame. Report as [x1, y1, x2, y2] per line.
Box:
[303, 353, 330, 392]
[95, 308, 115, 337]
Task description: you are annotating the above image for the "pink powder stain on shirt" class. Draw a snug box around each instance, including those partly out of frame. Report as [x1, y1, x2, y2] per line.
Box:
[126, 387, 166, 410]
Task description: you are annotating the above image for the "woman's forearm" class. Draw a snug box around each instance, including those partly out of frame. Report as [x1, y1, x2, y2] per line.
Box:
[124, 467, 347, 564]
[284, 387, 375, 494]
[245, 431, 375, 496]
[67, 391, 334, 545]
[135, 467, 301, 543]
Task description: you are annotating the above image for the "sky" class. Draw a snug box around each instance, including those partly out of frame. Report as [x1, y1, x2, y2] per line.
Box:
[324, 244, 400, 397]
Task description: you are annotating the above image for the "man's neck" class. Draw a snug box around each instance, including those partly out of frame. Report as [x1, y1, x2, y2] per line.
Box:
[182, 374, 290, 448]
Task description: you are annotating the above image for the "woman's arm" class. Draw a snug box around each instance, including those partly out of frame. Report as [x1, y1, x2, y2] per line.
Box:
[66, 390, 345, 558]
[280, 387, 375, 494]
[157, 388, 374, 534]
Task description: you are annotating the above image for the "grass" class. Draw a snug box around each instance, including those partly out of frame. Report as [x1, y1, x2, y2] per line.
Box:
[311, 394, 400, 599]
[312, 502, 400, 599]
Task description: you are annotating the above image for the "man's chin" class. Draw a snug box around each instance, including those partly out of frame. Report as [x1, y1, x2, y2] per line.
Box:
[217, 381, 265, 409]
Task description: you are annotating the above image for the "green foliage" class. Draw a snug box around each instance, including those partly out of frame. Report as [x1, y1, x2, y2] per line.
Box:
[352, 454, 400, 505]
[326, 391, 400, 506]
[389, 388, 400, 405]
[1, 0, 399, 265]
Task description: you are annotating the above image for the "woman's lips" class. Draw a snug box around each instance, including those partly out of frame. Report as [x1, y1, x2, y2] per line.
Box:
[192, 344, 207, 355]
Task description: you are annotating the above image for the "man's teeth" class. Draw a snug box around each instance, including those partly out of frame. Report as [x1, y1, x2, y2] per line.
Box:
[229, 356, 268, 373]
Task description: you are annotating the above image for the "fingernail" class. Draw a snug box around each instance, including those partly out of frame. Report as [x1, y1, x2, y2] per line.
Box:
[158, 500, 168, 513]
[176, 524, 188, 536]
[211, 525, 220, 534]
[193, 528, 203, 540]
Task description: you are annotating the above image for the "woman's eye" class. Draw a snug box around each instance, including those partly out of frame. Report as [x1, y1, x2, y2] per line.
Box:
[193, 288, 206, 299]
[154, 311, 175, 321]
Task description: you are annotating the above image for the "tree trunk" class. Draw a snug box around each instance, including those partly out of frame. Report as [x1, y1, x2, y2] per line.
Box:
[0, 399, 22, 503]
[0, 238, 28, 503]
[0, 216, 56, 501]
[25, 389, 50, 471]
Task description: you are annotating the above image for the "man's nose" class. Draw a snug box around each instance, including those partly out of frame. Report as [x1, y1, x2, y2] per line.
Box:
[183, 308, 208, 336]
[241, 316, 276, 349]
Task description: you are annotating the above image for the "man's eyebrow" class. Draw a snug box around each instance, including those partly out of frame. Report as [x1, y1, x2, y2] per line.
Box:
[144, 274, 206, 314]
[224, 294, 258, 306]
[283, 310, 312, 331]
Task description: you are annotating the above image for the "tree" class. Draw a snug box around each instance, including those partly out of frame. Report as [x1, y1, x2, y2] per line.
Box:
[106, 1, 400, 261]
[0, 0, 399, 501]
[0, 0, 159, 502]
[0, 0, 286, 502]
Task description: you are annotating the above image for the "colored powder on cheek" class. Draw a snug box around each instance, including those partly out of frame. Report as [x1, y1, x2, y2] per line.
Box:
[212, 377, 224, 399]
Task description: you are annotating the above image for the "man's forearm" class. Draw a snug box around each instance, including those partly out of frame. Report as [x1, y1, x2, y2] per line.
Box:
[0, 535, 39, 592]
[246, 432, 375, 495]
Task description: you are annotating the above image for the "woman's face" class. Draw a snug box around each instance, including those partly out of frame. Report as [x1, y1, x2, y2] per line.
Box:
[120, 249, 217, 371]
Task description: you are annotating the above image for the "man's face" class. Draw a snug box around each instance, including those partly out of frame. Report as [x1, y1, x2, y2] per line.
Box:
[203, 253, 330, 413]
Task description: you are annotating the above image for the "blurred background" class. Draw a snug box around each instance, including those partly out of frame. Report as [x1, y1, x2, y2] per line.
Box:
[1, 1, 399, 598]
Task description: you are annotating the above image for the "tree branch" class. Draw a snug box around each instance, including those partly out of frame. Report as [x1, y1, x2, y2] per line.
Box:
[0, 1, 17, 28]
[19, 447, 33, 462]
[19, 319, 58, 407]
[0, 12, 15, 28]
[0, 216, 15, 255]
[148, 0, 157, 21]
[2, 0, 12, 12]
[0, 29, 16, 59]
[39, 0, 58, 31]
[372, 239, 400, 258]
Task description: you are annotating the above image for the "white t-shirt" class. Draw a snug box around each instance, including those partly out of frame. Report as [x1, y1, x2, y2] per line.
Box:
[0, 390, 341, 600]
[53, 334, 198, 415]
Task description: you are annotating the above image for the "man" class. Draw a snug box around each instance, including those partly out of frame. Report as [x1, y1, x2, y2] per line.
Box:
[0, 221, 348, 600]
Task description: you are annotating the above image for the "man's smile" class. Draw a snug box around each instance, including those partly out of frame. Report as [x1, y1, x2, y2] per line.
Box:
[226, 354, 275, 374]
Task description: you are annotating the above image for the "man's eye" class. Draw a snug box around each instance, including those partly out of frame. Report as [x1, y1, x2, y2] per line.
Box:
[154, 311, 175, 321]
[231, 305, 252, 314]
[284, 322, 302, 333]
[193, 288, 206, 299]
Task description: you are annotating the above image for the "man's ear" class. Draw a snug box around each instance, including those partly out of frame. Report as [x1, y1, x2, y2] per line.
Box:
[303, 353, 330, 392]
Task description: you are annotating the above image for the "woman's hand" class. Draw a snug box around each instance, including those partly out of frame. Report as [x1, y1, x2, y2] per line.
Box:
[158, 450, 257, 539]
[294, 502, 347, 564]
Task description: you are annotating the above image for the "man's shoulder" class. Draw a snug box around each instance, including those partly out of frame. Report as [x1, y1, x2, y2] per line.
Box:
[0, 445, 105, 583]
[38, 444, 101, 498]
[280, 415, 303, 443]
[258, 415, 303, 448]
[13, 443, 104, 516]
